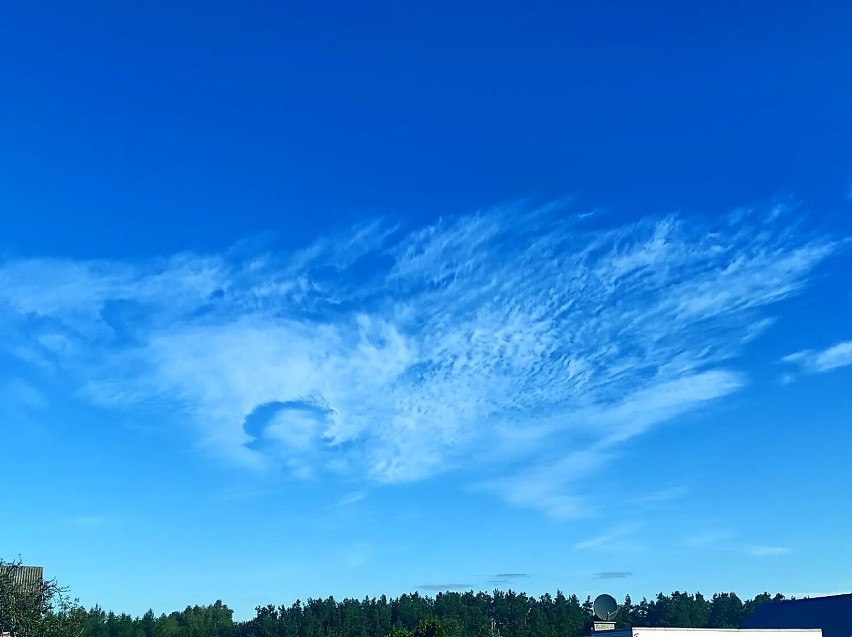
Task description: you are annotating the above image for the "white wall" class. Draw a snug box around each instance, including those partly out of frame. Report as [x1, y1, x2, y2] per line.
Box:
[632, 629, 822, 637]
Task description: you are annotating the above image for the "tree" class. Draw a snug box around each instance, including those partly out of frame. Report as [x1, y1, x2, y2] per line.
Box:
[708, 593, 743, 628]
[413, 618, 446, 637]
[15, 584, 797, 637]
[742, 592, 774, 620]
[616, 595, 633, 628]
[0, 559, 85, 637]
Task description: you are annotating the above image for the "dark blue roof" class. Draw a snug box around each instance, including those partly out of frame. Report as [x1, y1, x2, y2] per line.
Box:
[741, 594, 852, 637]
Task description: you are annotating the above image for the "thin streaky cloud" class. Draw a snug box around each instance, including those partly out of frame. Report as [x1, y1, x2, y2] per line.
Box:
[592, 571, 633, 579]
[574, 523, 641, 551]
[331, 490, 368, 508]
[782, 340, 852, 374]
[746, 545, 791, 557]
[0, 201, 843, 516]
[629, 486, 690, 505]
[0, 379, 47, 409]
[780, 372, 796, 385]
[416, 584, 475, 591]
[681, 530, 732, 549]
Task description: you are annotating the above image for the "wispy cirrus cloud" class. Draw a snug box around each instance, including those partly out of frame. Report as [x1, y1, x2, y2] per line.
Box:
[574, 523, 643, 552]
[682, 530, 732, 549]
[629, 486, 690, 505]
[782, 340, 852, 375]
[0, 379, 47, 410]
[746, 545, 791, 557]
[0, 201, 842, 516]
[331, 490, 368, 508]
[680, 530, 791, 557]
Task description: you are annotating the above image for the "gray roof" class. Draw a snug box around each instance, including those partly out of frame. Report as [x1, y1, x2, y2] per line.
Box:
[0, 565, 44, 592]
[741, 593, 852, 637]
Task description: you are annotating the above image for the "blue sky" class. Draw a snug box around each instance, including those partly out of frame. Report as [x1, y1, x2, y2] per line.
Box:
[2, 0, 852, 621]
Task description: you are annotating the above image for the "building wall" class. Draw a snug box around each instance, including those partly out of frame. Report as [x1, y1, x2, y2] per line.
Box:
[631, 629, 823, 637]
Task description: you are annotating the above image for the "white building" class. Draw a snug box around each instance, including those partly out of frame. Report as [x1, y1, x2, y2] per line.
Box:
[597, 628, 822, 637]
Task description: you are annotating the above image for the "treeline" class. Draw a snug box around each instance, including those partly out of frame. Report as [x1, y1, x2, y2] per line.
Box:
[75, 590, 789, 637]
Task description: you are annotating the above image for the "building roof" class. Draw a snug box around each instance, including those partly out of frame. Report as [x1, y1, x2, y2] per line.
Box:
[740, 594, 852, 637]
[0, 565, 44, 592]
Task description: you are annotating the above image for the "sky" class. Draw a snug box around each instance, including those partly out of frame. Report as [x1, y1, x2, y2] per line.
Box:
[2, 0, 852, 622]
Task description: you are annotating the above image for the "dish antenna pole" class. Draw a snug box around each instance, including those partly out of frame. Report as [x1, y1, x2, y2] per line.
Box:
[591, 594, 619, 633]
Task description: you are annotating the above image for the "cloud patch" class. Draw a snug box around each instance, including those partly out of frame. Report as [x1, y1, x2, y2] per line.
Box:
[629, 486, 690, 505]
[332, 490, 368, 508]
[488, 573, 530, 586]
[592, 571, 633, 579]
[782, 340, 852, 375]
[493, 573, 529, 579]
[746, 545, 791, 557]
[574, 523, 642, 552]
[0, 379, 47, 410]
[416, 584, 474, 592]
[0, 201, 842, 516]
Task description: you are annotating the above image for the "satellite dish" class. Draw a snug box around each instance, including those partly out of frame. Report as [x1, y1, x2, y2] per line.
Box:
[593, 594, 619, 621]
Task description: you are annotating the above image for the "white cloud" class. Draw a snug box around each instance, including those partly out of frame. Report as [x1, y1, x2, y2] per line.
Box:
[682, 530, 732, 549]
[590, 370, 744, 446]
[332, 490, 368, 508]
[629, 485, 690, 505]
[476, 370, 738, 518]
[746, 545, 791, 557]
[0, 379, 47, 409]
[0, 201, 842, 516]
[574, 522, 643, 552]
[782, 340, 852, 374]
[477, 448, 612, 519]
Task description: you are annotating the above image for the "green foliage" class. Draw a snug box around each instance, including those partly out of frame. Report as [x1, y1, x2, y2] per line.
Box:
[707, 593, 744, 628]
[4, 556, 792, 637]
[12, 589, 791, 637]
[0, 558, 86, 637]
[413, 617, 445, 637]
